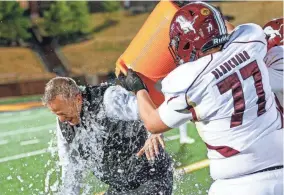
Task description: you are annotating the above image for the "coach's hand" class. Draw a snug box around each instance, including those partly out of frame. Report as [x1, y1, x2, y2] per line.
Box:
[119, 69, 148, 94]
[137, 134, 165, 161]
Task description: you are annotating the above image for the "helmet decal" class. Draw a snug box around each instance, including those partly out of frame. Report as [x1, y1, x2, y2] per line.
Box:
[198, 2, 227, 34]
[206, 23, 213, 33]
[200, 8, 210, 16]
[263, 18, 284, 49]
[175, 15, 198, 34]
[264, 24, 283, 42]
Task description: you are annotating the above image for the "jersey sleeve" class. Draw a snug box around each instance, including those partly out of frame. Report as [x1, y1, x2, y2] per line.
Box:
[158, 58, 209, 128]
[158, 92, 193, 128]
[103, 85, 139, 121]
[265, 46, 283, 92]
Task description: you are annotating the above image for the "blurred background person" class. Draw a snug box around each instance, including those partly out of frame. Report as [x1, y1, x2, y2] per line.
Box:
[179, 123, 195, 144]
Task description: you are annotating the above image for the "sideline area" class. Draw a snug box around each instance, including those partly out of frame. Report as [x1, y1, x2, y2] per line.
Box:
[0, 106, 211, 194]
[0, 101, 43, 112]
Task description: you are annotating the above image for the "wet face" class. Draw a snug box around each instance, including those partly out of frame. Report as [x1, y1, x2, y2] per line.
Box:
[47, 94, 82, 126]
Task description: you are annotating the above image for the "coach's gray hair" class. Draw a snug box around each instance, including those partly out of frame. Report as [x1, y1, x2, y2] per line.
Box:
[42, 77, 81, 106]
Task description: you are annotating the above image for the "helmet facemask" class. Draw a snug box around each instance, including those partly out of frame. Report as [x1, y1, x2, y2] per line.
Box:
[168, 34, 198, 66]
[168, 35, 183, 65]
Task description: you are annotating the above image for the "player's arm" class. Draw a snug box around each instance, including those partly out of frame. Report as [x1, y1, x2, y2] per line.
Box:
[137, 89, 193, 133]
[121, 69, 193, 133]
[136, 90, 169, 133]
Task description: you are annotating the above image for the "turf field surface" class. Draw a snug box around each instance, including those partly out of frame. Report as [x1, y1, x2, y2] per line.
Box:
[0, 108, 211, 195]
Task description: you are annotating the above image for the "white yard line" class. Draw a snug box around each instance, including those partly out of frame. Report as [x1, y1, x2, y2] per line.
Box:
[0, 112, 50, 124]
[0, 109, 34, 118]
[0, 135, 179, 163]
[0, 140, 8, 145]
[20, 110, 34, 116]
[20, 139, 40, 146]
[0, 112, 14, 118]
[165, 135, 180, 141]
[0, 124, 55, 137]
[0, 147, 56, 163]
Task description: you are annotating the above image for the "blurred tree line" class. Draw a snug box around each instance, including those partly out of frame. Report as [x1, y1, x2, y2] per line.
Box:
[0, 1, 121, 46]
[0, 2, 31, 46]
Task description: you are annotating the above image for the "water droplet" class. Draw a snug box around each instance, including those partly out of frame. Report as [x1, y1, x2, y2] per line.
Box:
[6, 175, 12, 180]
[17, 175, 24, 183]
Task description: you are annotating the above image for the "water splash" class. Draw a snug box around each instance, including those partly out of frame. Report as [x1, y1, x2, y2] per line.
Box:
[17, 175, 24, 183]
[43, 126, 61, 195]
[41, 84, 210, 195]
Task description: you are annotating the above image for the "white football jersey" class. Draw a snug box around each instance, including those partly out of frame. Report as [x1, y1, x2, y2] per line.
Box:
[159, 24, 283, 180]
[264, 45, 283, 107]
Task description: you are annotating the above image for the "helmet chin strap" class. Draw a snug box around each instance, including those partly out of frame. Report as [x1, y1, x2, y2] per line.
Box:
[168, 45, 180, 66]
[189, 48, 197, 62]
[178, 59, 184, 65]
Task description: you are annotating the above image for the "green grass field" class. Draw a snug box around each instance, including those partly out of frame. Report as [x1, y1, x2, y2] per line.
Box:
[0, 108, 212, 195]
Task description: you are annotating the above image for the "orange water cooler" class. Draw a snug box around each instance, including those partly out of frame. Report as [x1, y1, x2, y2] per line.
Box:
[115, 1, 179, 106]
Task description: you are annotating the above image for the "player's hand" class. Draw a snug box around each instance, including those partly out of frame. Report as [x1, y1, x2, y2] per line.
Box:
[119, 69, 148, 94]
[137, 134, 165, 160]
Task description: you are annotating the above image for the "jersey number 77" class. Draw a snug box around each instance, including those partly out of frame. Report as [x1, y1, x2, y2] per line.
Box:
[217, 60, 266, 128]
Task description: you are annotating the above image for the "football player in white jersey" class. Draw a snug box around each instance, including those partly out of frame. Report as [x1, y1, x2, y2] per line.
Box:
[120, 2, 283, 195]
[178, 123, 195, 144]
[263, 18, 283, 108]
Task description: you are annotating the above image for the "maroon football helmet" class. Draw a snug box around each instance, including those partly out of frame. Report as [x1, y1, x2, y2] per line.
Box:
[169, 2, 229, 65]
[263, 18, 284, 50]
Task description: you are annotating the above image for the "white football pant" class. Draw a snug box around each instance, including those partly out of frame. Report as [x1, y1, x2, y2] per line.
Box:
[209, 169, 283, 195]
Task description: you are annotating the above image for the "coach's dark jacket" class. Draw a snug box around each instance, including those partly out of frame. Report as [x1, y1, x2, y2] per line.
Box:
[57, 84, 173, 194]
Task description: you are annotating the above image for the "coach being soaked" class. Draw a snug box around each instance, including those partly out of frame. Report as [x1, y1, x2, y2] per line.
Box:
[42, 77, 173, 195]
